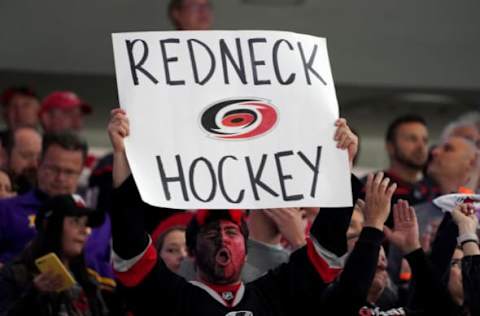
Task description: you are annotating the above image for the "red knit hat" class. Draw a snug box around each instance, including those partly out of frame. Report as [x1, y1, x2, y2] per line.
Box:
[152, 212, 194, 244]
[185, 210, 249, 253]
[194, 209, 246, 226]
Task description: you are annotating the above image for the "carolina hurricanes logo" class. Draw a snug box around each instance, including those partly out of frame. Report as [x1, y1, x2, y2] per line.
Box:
[456, 196, 480, 204]
[199, 98, 278, 140]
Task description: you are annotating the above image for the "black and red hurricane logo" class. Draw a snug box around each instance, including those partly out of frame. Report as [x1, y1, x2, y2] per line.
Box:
[200, 98, 278, 140]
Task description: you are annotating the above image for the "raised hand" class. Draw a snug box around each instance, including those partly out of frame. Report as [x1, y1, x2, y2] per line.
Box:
[334, 118, 358, 169]
[108, 108, 129, 154]
[451, 203, 478, 236]
[363, 172, 397, 231]
[108, 108, 132, 187]
[263, 208, 307, 250]
[452, 203, 480, 256]
[384, 200, 421, 254]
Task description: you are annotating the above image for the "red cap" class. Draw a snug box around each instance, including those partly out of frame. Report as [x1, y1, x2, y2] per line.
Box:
[195, 209, 246, 226]
[152, 212, 194, 244]
[41, 91, 92, 114]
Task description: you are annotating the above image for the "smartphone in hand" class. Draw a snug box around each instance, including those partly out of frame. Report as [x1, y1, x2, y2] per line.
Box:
[35, 252, 76, 292]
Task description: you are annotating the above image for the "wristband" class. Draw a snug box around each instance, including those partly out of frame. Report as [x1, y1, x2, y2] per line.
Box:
[461, 239, 479, 247]
[457, 233, 479, 246]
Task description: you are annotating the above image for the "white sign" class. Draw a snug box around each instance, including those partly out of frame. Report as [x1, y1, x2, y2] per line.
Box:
[112, 30, 352, 209]
[433, 193, 480, 212]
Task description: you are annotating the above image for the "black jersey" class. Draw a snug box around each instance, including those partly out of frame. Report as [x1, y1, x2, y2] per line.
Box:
[111, 176, 382, 316]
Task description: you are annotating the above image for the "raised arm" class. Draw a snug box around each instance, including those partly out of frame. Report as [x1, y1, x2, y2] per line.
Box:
[250, 119, 364, 313]
[310, 118, 361, 257]
[452, 203, 480, 256]
[321, 172, 396, 314]
[108, 109, 191, 316]
[108, 108, 150, 264]
[386, 200, 457, 314]
[429, 204, 478, 287]
[383, 200, 421, 255]
[109, 108, 131, 187]
[452, 203, 480, 316]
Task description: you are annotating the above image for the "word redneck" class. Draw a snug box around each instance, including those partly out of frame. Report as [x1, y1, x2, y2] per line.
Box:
[125, 36, 328, 86]
[156, 146, 323, 203]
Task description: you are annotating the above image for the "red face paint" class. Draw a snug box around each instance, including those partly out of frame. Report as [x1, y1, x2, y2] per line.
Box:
[196, 219, 246, 284]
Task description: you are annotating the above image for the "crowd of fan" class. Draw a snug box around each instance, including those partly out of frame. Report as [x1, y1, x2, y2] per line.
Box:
[0, 0, 480, 315]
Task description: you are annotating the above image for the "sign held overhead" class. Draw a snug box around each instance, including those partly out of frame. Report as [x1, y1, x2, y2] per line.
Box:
[112, 30, 351, 209]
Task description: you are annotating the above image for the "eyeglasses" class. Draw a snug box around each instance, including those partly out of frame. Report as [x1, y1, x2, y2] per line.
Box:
[42, 164, 81, 178]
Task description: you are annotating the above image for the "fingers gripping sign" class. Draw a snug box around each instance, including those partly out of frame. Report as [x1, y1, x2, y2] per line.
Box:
[452, 203, 478, 236]
[108, 108, 133, 187]
[334, 118, 358, 169]
[108, 108, 130, 153]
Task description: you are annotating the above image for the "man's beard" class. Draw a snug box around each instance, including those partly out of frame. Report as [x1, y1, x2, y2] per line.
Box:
[13, 167, 37, 194]
[393, 146, 426, 171]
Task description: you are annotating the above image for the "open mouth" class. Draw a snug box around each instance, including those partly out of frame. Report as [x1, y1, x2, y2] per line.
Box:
[215, 248, 231, 266]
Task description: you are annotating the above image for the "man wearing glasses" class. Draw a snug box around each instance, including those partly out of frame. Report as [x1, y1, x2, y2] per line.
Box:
[0, 132, 87, 266]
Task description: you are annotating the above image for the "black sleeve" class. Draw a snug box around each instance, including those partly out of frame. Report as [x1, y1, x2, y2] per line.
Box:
[119, 258, 192, 316]
[429, 212, 458, 283]
[111, 175, 149, 259]
[321, 227, 384, 315]
[462, 255, 480, 316]
[310, 174, 363, 257]
[405, 248, 455, 314]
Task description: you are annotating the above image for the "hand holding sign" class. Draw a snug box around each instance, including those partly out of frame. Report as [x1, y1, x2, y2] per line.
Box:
[334, 118, 358, 169]
[451, 203, 478, 236]
[108, 108, 129, 154]
[108, 108, 132, 187]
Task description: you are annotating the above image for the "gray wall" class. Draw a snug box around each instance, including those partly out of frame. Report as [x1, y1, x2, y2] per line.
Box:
[2, 0, 479, 88]
[1, 0, 479, 169]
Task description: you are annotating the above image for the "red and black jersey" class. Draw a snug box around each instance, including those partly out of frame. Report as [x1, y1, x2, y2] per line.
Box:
[111, 175, 382, 316]
[383, 171, 439, 206]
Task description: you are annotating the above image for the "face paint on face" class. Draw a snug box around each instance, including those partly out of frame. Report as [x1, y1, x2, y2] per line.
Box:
[195, 219, 246, 284]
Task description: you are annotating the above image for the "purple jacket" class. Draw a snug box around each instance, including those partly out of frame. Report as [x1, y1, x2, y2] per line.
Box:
[0, 190, 41, 264]
[0, 190, 113, 279]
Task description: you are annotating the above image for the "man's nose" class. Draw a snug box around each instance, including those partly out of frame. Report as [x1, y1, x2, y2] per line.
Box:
[180, 248, 188, 259]
[378, 257, 388, 270]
